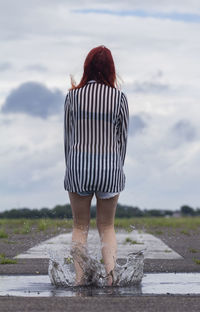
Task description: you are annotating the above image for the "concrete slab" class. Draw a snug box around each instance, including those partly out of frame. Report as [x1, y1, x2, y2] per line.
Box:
[15, 230, 182, 260]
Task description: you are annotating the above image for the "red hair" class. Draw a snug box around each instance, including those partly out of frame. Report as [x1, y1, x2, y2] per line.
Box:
[70, 45, 119, 90]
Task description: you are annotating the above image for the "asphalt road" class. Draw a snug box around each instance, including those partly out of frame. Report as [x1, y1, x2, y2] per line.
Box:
[1, 295, 200, 312]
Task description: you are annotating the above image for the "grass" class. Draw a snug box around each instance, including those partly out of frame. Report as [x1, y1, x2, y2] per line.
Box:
[0, 229, 8, 238]
[0, 258, 18, 264]
[154, 230, 163, 235]
[13, 222, 31, 234]
[193, 258, 200, 265]
[0, 253, 5, 257]
[124, 237, 144, 245]
[20, 223, 31, 234]
[3, 240, 17, 244]
[114, 217, 200, 232]
[0, 219, 36, 228]
[180, 230, 190, 236]
[189, 248, 198, 253]
[0, 253, 17, 265]
[37, 219, 52, 231]
[0, 217, 200, 233]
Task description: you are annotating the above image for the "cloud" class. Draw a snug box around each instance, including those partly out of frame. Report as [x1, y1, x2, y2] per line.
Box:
[172, 119, 197, 142]
[0, 62, 12, 71]
[129, 114, 148, 136]
[165, 119, 198, 150]
[0, 112, 65, 210]
[124, 70, 171, 94]
[0, 0, 200, 211]
[1, 82, 65, 119]
[130, 81, 170, 94]
[24, 64, 48, 72]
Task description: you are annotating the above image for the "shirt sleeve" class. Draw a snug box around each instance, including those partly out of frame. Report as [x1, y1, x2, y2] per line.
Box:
[64, 92, 71, 167]
[117, 91, 129, 166]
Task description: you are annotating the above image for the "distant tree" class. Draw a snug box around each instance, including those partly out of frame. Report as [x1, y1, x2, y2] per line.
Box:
[163, 210, 173, 216]
[1, 202, 198, 219]
[180, 205, 195, 216]
[51, 204, 72, 218]
[146, 209, 164, 217]
[195, 208, 200, 216]
[116, 204, 144, 218]
[40, 207, 53, 218]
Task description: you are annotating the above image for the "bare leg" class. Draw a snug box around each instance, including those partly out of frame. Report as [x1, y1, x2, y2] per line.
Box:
[96, 193, 119, 286]
[68, 191, 93, 285]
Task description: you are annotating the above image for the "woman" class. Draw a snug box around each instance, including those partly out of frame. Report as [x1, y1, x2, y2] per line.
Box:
[64, 45, 129, 286]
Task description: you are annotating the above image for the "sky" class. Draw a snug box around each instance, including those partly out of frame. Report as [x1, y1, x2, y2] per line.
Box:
[0, 0, 200, 211]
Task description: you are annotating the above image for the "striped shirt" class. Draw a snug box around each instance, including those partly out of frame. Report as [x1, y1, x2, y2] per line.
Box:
[63, 81, 129, 193]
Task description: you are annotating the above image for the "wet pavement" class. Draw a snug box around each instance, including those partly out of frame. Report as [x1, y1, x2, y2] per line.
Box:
[0, 228, 200, 311]
[0, 273, 200, 297]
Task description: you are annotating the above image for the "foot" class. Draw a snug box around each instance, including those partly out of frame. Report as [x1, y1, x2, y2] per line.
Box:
[106, 269, 115, 286]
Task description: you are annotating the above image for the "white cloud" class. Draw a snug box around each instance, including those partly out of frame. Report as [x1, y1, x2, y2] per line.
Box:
[0, 0, 200, 210]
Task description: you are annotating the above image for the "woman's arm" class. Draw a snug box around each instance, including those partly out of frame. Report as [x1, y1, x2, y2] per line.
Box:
[117, 92, 129, 166]
[64, 92, 71, 167]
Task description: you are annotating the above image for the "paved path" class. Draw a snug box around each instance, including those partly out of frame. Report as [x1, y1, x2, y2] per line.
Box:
[1, 230, 200, 312]
[1, 295, 200, 312]
[15, 229, 182, 260]
[1, 272, 200, 297]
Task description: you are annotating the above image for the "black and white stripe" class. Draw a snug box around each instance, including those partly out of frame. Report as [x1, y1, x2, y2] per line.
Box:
[64, 81, 129, 193]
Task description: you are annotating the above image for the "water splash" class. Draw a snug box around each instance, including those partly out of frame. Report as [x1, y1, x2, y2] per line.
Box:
[48, 243, 144, 288]
[48, 250, 75, 287]
[113, 251, 144, 286]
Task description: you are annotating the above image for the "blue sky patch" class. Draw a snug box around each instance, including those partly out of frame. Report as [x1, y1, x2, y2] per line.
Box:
[72, 9, 200, 23]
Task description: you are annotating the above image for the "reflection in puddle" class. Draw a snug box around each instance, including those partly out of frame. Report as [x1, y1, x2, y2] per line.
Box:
[0, 273, 200, 297]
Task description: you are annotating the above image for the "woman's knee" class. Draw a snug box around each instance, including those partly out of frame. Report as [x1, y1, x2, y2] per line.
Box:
[68, 191, 92, 230]
[96, 219, 114, 233]
[96, 195, 118, 227]
[73, 216, 90, 230]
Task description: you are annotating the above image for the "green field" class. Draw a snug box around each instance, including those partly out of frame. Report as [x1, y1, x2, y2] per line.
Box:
[0, 217, 200, 236]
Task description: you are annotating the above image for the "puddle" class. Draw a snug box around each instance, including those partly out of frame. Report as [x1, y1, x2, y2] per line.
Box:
[0, 273, 200, 297]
